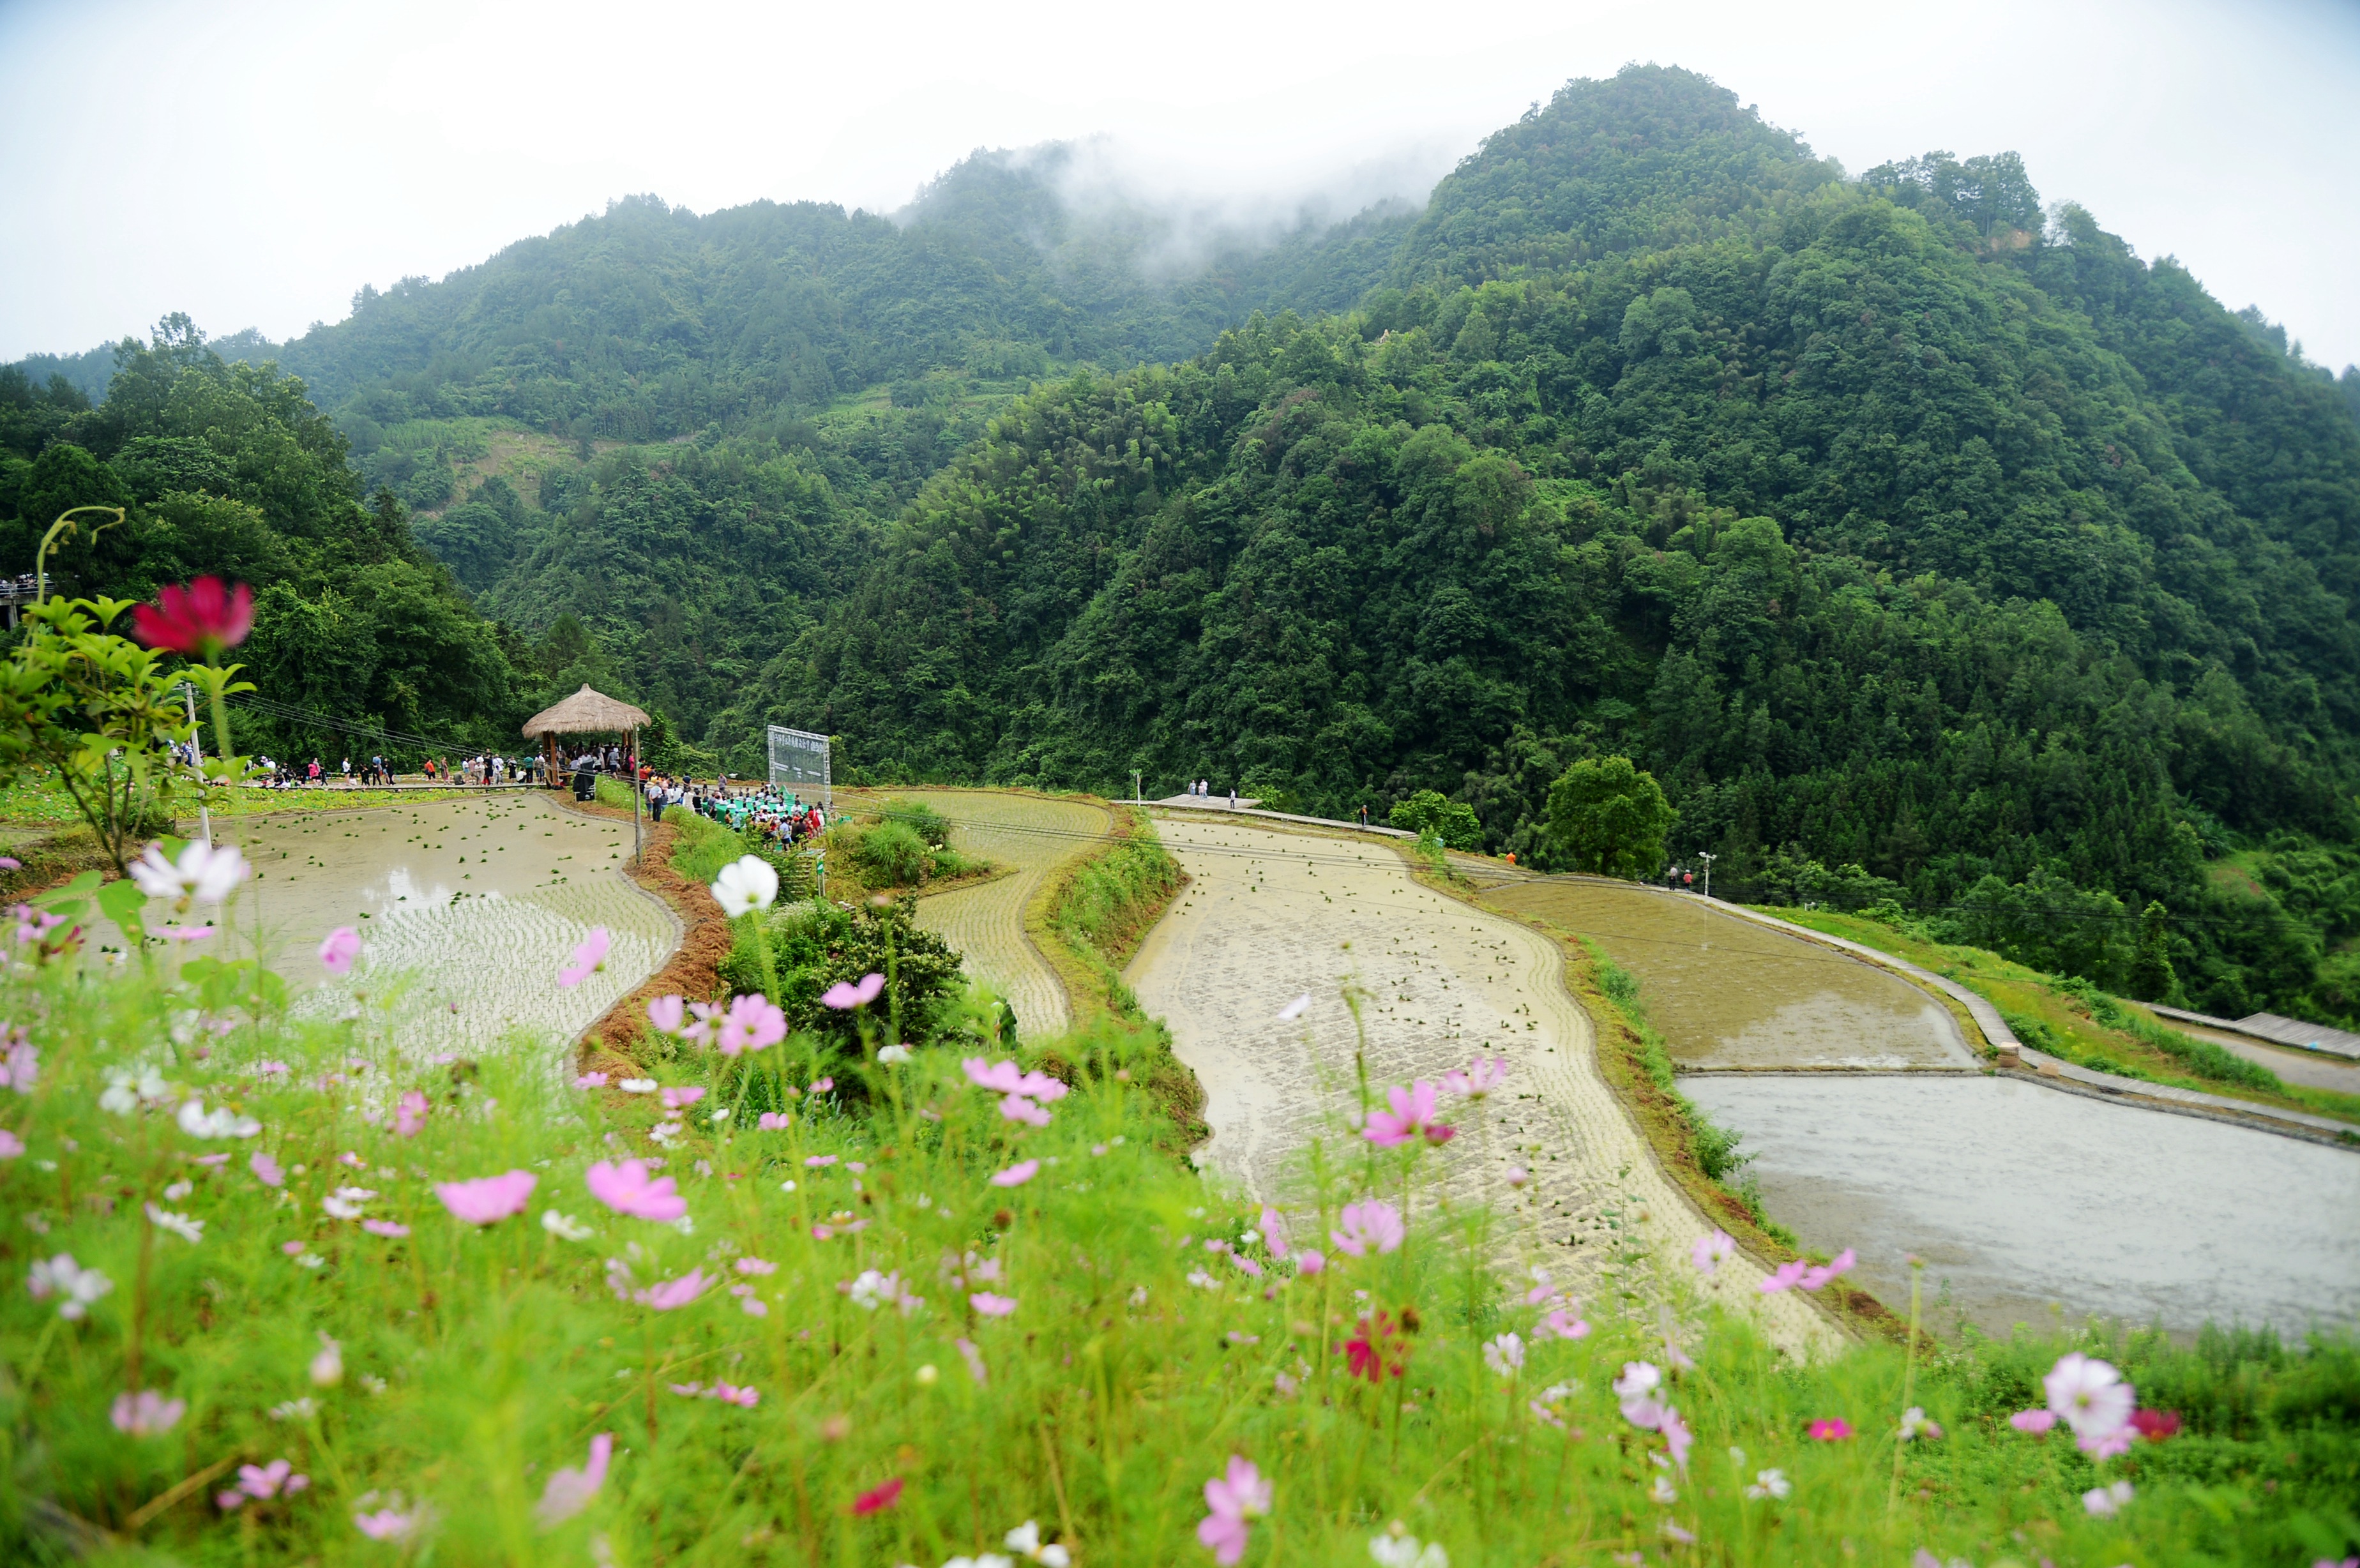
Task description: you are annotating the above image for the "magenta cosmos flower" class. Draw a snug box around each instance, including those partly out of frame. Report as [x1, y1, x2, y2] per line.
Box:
[1329, 1199, 1404, 1257]
[989, 1159, 1039, 1187]
[318, 926, 361, 976]
[1197, 1455, 1272, 1565]
[434, 1170, 536, 1225]
[1808, 1418, 1854, 1441]
[1363, 1080, 1453, 1147]
[133, 577, 253, 658]
[586, 1159, 686, 1222]
[821, 972, 885, 1009]
[557, 927, 610, 988]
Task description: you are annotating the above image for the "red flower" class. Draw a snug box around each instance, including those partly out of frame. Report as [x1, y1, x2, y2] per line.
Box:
[2128, 1408, 2181, 1441]
[1345, 1312, 1408, 1383]
[133, 577, 253, 658]
[851, 1477, 902, 1516]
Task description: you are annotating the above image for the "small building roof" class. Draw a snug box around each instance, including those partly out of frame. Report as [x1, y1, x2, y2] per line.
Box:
[522, 684, 651, 738]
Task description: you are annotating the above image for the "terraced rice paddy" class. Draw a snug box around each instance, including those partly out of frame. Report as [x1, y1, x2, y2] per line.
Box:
[850, 789, 1111, 1041]
[1478, 878, 1972, 1069]
[129, 794, 674, 1062]
[1126, 815, 1838, 1353]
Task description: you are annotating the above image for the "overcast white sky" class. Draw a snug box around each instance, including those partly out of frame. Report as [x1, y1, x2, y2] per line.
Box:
[3, 0, 2355, 369]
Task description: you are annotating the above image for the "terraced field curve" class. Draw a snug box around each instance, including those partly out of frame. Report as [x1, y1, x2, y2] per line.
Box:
[849, 790, 1111, 1041]
[1126, 815, 1838, 1355]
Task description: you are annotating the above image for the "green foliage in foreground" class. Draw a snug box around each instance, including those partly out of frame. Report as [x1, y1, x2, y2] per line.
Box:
[3, 935, 2357, 1564]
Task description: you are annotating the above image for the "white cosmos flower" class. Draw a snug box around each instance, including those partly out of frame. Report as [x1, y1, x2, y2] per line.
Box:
[27, 1253, 114, 1318]
[130, 840, 250, 905]
[176, 1099, 261, 1139]
[541, 1210, 594, 1242]
[1003, 1521, 1070, 1567]
[1483, 1332, 1525, 1377]
[617, 1078, 657, 1094]
[101, 1069, 171, 1116]
[710, 855, 779, 918]
[877, 1044, 912, 1064]
[1746, 1467, 1791, 1500]
[1369, 1529, 1449, 1568]
[321, 1186, 375, 1219]
[144, 1203, 204, 1243]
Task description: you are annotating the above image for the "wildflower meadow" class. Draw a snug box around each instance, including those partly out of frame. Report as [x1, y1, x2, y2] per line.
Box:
[0, 580, 2354, 1565]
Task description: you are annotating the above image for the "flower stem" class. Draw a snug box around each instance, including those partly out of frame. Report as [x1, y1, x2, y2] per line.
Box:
[1887, 1255, 1925, 1516]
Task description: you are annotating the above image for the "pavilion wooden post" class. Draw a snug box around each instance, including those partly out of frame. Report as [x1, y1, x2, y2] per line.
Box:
[630, 723, 642, 866]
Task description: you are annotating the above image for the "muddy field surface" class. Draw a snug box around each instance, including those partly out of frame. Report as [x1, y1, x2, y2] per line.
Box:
[1125, 816, 1836, 1353]
[113, 794, 674, 1059]
[1481, 880, 1972, 1069]
[1684, 1074, 2360, 1338]
[846, 790, 1110, 1041]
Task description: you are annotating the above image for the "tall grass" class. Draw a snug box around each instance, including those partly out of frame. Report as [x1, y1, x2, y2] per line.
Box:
[3, 900, 2356, 1564]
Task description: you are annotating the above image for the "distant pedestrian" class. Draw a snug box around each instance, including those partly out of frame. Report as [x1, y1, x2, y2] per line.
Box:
[1228, 785, 1236, 809]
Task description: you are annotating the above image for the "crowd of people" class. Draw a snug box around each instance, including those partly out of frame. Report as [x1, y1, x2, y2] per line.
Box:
[238, 752, 541, 788]
[649, 774, 827, 848]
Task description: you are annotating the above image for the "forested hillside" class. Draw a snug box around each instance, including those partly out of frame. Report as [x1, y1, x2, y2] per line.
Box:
[7, 63, 2360, 1021]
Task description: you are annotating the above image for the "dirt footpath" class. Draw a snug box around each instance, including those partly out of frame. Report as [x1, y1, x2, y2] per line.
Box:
[851, 790, 1111, 1041]
[1126, 815, 1836, 1354]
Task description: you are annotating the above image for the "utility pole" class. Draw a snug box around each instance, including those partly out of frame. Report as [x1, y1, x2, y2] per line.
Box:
[182, 684, 213, 847]
[1131, 769, 1141, 805]
[1696, 850, 1716, 901]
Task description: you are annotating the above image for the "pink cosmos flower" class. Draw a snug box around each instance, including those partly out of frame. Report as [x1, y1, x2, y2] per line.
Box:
[805, 1154, 838, 1168]
[318, 926, 361, 976]
[2079, 1425, 2137, 1459]
[534, 1433, 612, 1528]
[1799, 1248, 1856, 1291]
[2044, 1352, 2134, 1441]
[990, 1159, 1040, 1187]
[646, 994, 685, 1034]
[1541, 1308, 1591, 1341]
[757, 1112, 791, 1129]
[0, 1039, 36, 1092]
[434, 1170, 536, 1225]
[810, 1076, 833, 1093]
[1329, 1199, 1405, 1257]
[736, 1256, 778, 1275]
[1257, 1207, 1290, 1259]
[393, 1090, 429, 1138]
[680, 1000, 723, 1047]
[1504, 1164, 1531, 1189]
[0, 1130, 21, 1159]
[1441, 1055, 1509, 1097]
[1808, 1418, 1853, 1441]
[361, 1218, 410, 1238]
[2082, 1480, 2134, 1518]
[717, 993, 786, 1055]
[955, 1336, 988, 1384]
[557, 927, 610, 988]
[1363, 1080, 1454, 1147]
[586, 1159, 686, 1222]
[2129, 1408, 2181, 1441]
[234, 1458, 307, 1501]
[970, 1292, 1017, 1317]
[1659, 1404, 1694, 1471]
[1294, 1249, 1325, 1276]
[852, 1477, 903, 1515]
[962, 1057, 1023, 1092]
[2009, 1408, 2057, 1433]
[575, 1073, 609, 1089]
[660, 1086, 706, 1111]
[1197, 1455, 1272, 1566]
[112, 1389, 186, 1436]
[1757, 1260, 1810, 1293]
[999, 1094, 1052, 1126]
[821, 972, 885, 1009]
[637, 1269, 712, 1310]
[354, 1508, 422, 1540]
[1691, 1230, 1736, 1276]
[1614, 1361, 1663, 1428]
[133, 576, 253, 657]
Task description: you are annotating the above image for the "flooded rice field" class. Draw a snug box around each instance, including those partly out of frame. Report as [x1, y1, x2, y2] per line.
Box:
[1481, 880, 1973, 1069]
[858, 789, 1112, 1041]
[153, 794, 674, 1058]
[1683, 1074, 2360, 1338]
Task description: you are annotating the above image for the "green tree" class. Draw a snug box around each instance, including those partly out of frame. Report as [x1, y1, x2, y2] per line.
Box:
[1387, 788, 1483, 850]
[2131, 901, 2182, 1004]
[1545, 757, 1674, 879]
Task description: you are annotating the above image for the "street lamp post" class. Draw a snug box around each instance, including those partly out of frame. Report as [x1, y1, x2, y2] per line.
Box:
[1696, 850, 1716, 901]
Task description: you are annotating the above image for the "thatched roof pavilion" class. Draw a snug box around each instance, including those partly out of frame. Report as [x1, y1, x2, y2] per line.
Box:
[522, 684, 651, 738]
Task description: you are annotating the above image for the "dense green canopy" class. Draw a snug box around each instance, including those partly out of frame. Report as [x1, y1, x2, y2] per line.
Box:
[6, 63, 2359, 1021]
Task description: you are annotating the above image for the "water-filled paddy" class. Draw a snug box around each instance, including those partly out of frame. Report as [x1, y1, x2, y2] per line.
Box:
[125, 793, 674, 1057]
[1481, 880, 1972, 1069]
[1684, 1074, 2360, 1338]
